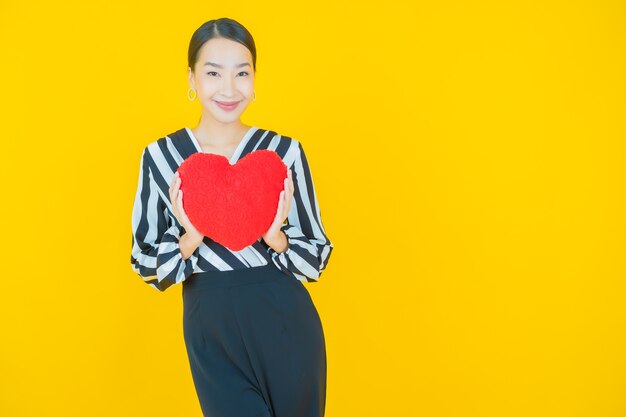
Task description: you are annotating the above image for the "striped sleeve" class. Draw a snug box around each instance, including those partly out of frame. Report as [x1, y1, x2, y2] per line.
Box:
[130, 147, 200, 292]
[267, 142, 334, 282]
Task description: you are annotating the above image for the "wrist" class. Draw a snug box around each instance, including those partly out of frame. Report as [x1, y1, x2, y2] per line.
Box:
[179, 230, 203, 261]
[181, 228, 203, 247]
[266, 230, 288, 254]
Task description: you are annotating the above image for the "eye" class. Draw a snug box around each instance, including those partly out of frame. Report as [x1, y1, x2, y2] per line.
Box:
[238, 71, 249, 76]
[207, 71, 218, 76]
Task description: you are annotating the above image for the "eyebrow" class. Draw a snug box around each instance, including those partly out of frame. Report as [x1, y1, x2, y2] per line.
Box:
[203, 62, 251, 69]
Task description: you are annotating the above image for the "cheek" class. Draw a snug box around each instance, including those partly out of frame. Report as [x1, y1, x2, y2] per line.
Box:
[238, 77, 254, 91]
[196, 78, 217, 93]
[196, 75, 219, 91]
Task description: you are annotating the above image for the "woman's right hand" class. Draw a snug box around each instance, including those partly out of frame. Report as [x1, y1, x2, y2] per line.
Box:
[169, 171, 203, 240]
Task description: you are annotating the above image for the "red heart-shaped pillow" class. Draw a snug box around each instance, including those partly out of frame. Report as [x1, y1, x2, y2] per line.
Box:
[177, 150, 288, 251]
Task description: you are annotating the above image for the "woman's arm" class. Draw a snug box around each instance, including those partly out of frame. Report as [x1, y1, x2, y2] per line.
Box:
[266, 142, 334, 281]
[264, 229, 289, 254]
[180, 230, 204, 260]
[130, 147, 201, 291]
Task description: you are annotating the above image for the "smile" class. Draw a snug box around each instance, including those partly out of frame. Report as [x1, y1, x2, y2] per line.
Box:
[215, 100, 241, 111]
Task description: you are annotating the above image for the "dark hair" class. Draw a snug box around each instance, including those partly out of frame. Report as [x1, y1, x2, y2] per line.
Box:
[188, 18, 257, 73]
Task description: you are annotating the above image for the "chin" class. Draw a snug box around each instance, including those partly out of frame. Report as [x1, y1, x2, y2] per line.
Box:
[211, 113, 243, 123]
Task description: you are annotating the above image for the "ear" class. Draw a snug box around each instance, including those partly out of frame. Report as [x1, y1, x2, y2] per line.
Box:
[188, 67, 195, 88]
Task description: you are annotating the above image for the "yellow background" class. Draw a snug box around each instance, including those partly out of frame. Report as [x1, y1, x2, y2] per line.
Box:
[1, 1, 624, 416]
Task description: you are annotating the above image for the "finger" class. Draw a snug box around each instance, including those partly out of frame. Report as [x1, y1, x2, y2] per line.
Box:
[276, 190, 284, 219]
[290, 170, 294, 190]
[281, 190, 290, 219]
[170, 173, 181, 197]
[171, 183, 179, 206]
[284, 174, 293, 201]
[172, 178, 181, 199]
[283, 190, 291, 217]
[264, 193, 282, 237]
[275, 195, 286, 228]
[277, 190, 284, 209]
[177, 190, 185, 219]
[179, 190, 190, 222]
[286, 169, 293, 193]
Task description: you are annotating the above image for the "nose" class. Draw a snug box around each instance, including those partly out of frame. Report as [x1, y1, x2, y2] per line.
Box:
[220, 75, 235, 97]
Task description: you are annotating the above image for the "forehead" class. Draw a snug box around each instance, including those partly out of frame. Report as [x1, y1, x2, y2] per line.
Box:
[197, 37, 252, 64]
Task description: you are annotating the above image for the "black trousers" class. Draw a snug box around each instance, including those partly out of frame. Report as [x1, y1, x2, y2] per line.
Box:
[182, 263, 327, 417]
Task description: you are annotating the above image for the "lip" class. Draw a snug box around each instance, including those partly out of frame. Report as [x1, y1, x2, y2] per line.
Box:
[215, 100, 241, 111]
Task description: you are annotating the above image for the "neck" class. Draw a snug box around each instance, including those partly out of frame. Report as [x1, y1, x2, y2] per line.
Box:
[193, 117, 249, 146]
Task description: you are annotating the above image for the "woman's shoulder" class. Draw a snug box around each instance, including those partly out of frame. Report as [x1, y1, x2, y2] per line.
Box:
[258, 128, 308, 155]
[253, 126, 299, 142]
[253, 127, 305, 163]
[141, 127, 198, 156]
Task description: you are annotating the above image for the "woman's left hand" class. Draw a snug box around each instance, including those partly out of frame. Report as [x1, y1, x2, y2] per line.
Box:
[262, 168, 294, 248]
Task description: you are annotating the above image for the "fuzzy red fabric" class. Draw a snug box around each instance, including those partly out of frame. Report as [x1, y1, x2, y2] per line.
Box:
[177, 150, 288, 251]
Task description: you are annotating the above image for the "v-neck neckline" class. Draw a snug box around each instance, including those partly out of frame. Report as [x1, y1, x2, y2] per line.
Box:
[184, 126, 257, 165]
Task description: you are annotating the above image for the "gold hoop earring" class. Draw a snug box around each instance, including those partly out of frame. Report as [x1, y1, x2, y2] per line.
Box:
[251, 90, 257, 102]
[188, 87, 197, 101]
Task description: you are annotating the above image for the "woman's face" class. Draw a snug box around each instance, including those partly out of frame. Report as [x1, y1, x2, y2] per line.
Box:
[188, 37, 255, 123]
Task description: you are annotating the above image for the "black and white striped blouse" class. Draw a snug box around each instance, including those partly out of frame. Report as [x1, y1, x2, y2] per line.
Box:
[130, 126, 334, 292]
